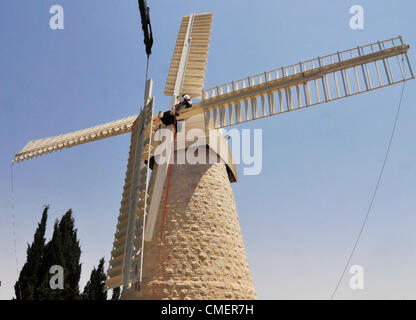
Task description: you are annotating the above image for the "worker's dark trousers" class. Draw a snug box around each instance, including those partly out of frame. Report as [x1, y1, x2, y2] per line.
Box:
[160, 104, 192, 132]
[160, 111, 177, 132]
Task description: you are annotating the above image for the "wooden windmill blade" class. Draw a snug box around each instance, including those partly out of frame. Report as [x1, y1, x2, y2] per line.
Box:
[178, 36, 415, 128]
[13, 115, 138, 162]
[142, 13, 214, 244]
[107, 80, 155, 290]
[164, 12, 213, 98]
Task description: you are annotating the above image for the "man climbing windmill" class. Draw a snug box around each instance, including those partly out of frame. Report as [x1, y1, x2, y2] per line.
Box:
[153, 93, 193, 132]
[175, 93, 193, 111]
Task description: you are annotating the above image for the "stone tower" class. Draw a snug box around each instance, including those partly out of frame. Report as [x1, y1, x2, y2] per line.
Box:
[121, 115, 257, 300]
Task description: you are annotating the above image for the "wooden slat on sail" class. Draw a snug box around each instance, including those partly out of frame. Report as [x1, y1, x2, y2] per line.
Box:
[164, 13, 213, 98]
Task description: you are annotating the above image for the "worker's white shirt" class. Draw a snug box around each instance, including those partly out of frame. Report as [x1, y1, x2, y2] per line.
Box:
[181, 94, 192, 104]
[175, 95, 192, 112]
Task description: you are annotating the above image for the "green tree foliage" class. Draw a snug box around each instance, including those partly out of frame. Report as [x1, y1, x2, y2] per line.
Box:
[36, 209, 82, 300]
[82, 257, 107, 300]
[111, 287, 121, 300]
[14, 206, 48, 300]
[14, 208, 112, 300]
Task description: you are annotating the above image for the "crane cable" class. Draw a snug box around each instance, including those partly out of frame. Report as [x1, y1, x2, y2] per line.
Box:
[10, 161, 22, 299]
[330, 69, 407, 300]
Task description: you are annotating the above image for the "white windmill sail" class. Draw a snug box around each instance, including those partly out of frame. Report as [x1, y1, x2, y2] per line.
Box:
[164, 12, 213, 98]
[178, 36, 415, 128]
[106, 79, 155, 290]
[13, 115, 138, 162]
[144, 13, 214, 242]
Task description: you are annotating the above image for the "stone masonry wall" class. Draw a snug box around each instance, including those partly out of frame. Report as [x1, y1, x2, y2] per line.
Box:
[122, 151, 256, 300]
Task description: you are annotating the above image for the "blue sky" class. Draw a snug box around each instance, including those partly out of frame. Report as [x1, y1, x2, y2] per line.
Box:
[1, 0, 416, 299]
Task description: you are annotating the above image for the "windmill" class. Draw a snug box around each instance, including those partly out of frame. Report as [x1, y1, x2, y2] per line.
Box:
[13, 10, 415, 299]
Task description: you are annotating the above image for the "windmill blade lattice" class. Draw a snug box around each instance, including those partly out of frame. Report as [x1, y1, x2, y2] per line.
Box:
[178, 36, 414, 128]
[13, 115, 137, 162]
[106, 83, 155, 290]
[164, 12, 213, 98]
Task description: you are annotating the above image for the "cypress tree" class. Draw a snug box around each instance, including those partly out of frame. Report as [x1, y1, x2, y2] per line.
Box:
[14, 206, 48, 300]
[37, 209, 82, 299]
[59, 209, 82, 299]
[111, 287, 121, 300]
[37, 220, 63, 299]
[82, 257, 107, 300]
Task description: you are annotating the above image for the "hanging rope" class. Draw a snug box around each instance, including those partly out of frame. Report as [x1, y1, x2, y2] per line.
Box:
[330, 74, 407, 300]
[10, 161, 22, 299]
